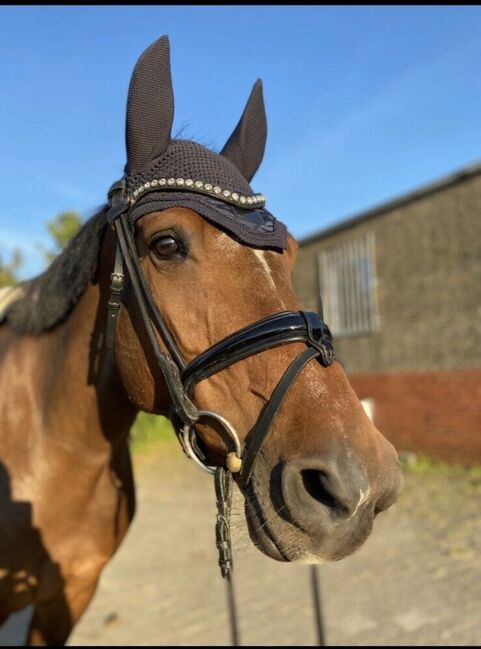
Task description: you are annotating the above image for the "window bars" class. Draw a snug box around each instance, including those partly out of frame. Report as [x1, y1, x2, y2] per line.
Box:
[317, 233, 379, 337]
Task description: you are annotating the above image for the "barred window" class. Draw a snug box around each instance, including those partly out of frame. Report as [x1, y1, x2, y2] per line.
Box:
[317, 233, 379, 336]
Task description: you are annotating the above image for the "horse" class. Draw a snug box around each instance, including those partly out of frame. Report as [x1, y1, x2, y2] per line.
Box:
[0, 36, 403, 645]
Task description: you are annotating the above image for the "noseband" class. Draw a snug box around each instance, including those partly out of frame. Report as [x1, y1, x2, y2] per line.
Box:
[106, 180, 335, 577]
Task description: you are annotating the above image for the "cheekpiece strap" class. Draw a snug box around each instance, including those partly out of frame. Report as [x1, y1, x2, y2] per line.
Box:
[106, 178, 130, 223]
[105, 244, 125, 349]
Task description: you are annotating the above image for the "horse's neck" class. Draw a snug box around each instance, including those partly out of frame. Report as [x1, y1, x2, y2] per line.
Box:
[32, 276, 137, 455]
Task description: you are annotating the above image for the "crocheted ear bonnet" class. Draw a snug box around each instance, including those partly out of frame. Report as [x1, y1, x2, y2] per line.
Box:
[109, 35, 287, 250]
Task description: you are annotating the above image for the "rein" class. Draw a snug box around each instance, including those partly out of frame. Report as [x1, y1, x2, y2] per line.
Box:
[105, 179, 334, 642]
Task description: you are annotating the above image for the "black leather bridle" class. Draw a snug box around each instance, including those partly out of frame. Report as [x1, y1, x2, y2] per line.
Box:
[105, 179, 335, 580]
[106, 180, 335, 482]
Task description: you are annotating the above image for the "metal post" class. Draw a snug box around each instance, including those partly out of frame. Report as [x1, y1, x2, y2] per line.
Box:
[310, 565, 325, 646]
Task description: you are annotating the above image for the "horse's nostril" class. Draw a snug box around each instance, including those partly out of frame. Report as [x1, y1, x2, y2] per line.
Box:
[374, 469, 404, 515]
[282, 459, 376, 539]
[301, 470, 348, 515]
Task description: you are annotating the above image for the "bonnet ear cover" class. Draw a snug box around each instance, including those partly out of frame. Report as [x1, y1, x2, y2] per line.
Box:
[125, 35, 174, 175]
[220, 79, 267, 183]
[118, 36, 288, 251]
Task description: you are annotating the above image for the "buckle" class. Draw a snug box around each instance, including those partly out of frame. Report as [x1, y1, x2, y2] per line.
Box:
[106, 178, 130, 223]
[301, 311, 335, 366]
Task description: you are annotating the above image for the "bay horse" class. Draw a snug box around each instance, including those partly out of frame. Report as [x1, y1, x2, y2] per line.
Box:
[0, 36, 403, 645]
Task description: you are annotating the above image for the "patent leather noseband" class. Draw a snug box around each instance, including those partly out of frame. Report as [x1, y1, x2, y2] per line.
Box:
[105, 180, 335, 489]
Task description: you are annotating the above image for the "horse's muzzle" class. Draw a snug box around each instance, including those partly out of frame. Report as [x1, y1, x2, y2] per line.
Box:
[279, 453, 403, 559]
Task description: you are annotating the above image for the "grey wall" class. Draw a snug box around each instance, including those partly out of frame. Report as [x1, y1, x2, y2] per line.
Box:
[293, 173, 481, 373]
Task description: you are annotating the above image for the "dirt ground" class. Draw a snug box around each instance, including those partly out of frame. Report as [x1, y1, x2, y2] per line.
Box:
[3, 440, 479, 646]
[61, 441, 480, 646]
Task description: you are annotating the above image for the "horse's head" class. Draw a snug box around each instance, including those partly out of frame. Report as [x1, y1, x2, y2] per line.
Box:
[112, 36, 402, 564]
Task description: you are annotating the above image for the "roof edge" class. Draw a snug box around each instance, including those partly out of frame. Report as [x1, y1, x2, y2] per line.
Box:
[298, 160, 481, 246]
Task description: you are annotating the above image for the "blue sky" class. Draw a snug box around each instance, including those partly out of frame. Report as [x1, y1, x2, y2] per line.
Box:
[2, 5, 481, 278]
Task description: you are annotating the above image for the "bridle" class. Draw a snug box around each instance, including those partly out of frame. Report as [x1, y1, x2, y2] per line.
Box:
[105, 179, 335, 580]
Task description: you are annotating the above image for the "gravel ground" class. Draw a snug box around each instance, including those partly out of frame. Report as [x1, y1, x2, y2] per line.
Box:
[59, 441, 480, 646]
[2, 440, 477, 646]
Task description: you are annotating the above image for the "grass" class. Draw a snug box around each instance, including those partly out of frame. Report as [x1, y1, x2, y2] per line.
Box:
[399, 450, 481, 480]
[127, 416, 481, 484]
[129, 412, 177, 453]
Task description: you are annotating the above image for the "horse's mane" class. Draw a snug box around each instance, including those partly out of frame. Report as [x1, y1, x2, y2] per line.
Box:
[5, 208, 108, 335]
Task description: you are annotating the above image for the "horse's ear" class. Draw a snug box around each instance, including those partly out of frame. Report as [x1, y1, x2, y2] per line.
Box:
[220, 79, 267, 182]
[125, 36, 174, 175]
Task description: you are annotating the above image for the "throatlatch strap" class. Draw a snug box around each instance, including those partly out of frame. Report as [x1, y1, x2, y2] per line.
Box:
[239, 347, 320, 487]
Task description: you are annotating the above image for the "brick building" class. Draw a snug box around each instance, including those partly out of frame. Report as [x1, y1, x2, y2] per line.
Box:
[293, 163, 481, 464]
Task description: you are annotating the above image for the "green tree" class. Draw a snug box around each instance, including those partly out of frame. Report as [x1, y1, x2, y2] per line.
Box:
[0, 248, 23, 288]
[0, 211, 82, 288]
[40, 211, 82, 264]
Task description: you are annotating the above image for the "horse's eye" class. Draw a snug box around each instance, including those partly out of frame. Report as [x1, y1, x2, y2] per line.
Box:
[151, 234, 182, 259]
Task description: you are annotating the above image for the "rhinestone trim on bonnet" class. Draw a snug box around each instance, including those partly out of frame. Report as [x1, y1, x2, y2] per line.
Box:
[131, 177, 266, 208]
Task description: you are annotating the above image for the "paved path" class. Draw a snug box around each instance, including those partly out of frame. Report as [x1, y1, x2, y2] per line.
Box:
[64, 442, 480, 646]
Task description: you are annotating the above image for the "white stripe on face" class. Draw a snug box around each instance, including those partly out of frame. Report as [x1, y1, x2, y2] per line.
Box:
[215, 232, 284, 304]
[253, 249, 276, 290]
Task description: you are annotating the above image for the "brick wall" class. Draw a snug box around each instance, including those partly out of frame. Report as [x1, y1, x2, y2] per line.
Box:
[293, 168, 481, 463]
[349, 369, 481, 465]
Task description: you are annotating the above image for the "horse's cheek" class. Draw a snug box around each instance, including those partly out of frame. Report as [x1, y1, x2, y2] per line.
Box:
[114, 307, 156, 412]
